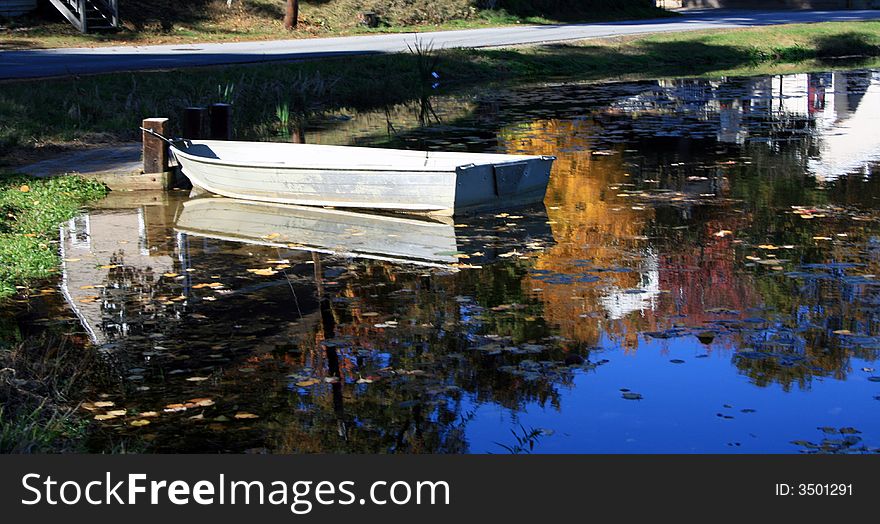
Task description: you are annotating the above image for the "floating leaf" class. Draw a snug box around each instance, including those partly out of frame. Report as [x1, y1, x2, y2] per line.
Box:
[234, 412, 259, 420]
[246, 268, 278, 276]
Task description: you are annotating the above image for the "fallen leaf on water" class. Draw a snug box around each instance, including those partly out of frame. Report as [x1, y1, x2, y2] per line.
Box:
[140, 411, 159, 418]
[93, 401, 115, 408]
[94, 414, 118, 421]
[186, 376, 210, 382]
[130, 420, 151, 427]
[192, 282, 224, 289]
[234, 412, 259, 420]
[296, 378, 320, 387]
[106, 410, 127, 417]
[246, 268, 277, 276]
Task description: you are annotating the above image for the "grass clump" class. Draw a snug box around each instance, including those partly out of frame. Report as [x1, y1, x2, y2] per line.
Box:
[0, 174, 107, 299]
[0, 335, 93, 453]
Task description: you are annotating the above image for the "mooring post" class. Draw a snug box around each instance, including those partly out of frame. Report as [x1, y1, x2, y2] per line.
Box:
[209, 103, 233, 140]
[142, 117, 169, 175]
[183, 107, 207, 139]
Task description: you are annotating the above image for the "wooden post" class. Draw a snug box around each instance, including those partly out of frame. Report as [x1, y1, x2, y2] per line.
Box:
[183, 107, 206, 139]
[209, 103, 233, 140]
[142, 118, 169, 175]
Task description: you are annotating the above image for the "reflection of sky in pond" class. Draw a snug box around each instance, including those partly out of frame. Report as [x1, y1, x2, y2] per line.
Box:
[11, 68, 880, 454]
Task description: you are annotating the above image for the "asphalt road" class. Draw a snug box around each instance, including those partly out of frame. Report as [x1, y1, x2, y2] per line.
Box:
[3, 9, 880, 80]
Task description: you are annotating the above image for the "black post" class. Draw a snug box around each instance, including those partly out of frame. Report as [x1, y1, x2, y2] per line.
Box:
[182, 107, 207, 139]
[209, 103, 233, 140]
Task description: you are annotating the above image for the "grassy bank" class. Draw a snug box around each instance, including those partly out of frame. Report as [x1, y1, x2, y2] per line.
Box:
[0, 334, 96, 453]
[0, 175, 108, 299]
[0, 0, 668, 49]
[2, 20, 879, 162]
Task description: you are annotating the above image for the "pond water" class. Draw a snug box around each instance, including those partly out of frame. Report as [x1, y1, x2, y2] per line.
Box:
[9, 69, 880, 453]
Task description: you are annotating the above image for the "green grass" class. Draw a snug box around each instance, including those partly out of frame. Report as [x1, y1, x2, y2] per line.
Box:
[0, 334, 98, 453]
[0, 0, 669, 49]
[0, 174, 108, 299]
[2, 20, 879, 161]
[0, 403, 85, 453]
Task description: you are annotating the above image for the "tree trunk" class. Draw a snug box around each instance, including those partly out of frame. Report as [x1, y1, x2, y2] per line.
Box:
[284, 0, 299, 30]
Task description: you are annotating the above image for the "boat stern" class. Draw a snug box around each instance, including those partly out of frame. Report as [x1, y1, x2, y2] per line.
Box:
[451, 156, 554, 215]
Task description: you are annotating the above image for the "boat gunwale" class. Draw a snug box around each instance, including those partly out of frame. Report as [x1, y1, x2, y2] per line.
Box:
[171, 141, 549, 173]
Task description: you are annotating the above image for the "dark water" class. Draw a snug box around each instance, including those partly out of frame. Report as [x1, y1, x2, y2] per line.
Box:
[10, 69, 880, 453]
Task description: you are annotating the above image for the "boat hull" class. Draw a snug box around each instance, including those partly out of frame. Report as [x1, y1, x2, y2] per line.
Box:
[170, 141, 553, 216]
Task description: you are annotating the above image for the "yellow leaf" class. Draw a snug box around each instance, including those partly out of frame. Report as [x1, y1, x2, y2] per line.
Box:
[246, 268, 277, 276]
[140, 411, 159, 418]
[94, 414, 118, 421]
[296, 378, 320, 387]
[19, 185, 30, 193]
[106, 409, 127, 417]
[234, 412, 259, 420]
[192, 282, 223, 289]
[93, 401, 115, 408]
[130, 419, 151, 427]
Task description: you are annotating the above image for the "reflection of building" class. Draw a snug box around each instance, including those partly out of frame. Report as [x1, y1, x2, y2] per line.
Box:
[60, 196, 177, 345]
[808, 71, 880, 179]
[613, 71, 880, 180]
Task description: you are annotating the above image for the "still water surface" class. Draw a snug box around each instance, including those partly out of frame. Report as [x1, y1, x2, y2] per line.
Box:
[15, 69, 880, 453]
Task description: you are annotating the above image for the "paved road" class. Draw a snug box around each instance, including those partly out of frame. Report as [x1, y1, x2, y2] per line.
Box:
[3, 9, 880, 80]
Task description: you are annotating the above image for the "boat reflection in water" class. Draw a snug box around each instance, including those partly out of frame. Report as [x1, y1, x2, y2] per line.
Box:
[175, 197, 459, 268]
[173, 195, 552, 269]
[59, 193, 553, 347]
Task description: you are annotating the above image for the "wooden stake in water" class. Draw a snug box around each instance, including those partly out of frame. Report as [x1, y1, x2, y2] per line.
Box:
[183, 107, 207, 139]
[142, 118, 169, 175]
[209, 103, 233, 141]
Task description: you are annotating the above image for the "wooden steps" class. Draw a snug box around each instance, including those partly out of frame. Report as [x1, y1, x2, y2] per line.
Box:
[47, 0, 119, 33]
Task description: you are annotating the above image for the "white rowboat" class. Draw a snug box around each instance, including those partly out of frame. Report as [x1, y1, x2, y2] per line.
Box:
[161, 136, 554, 216]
